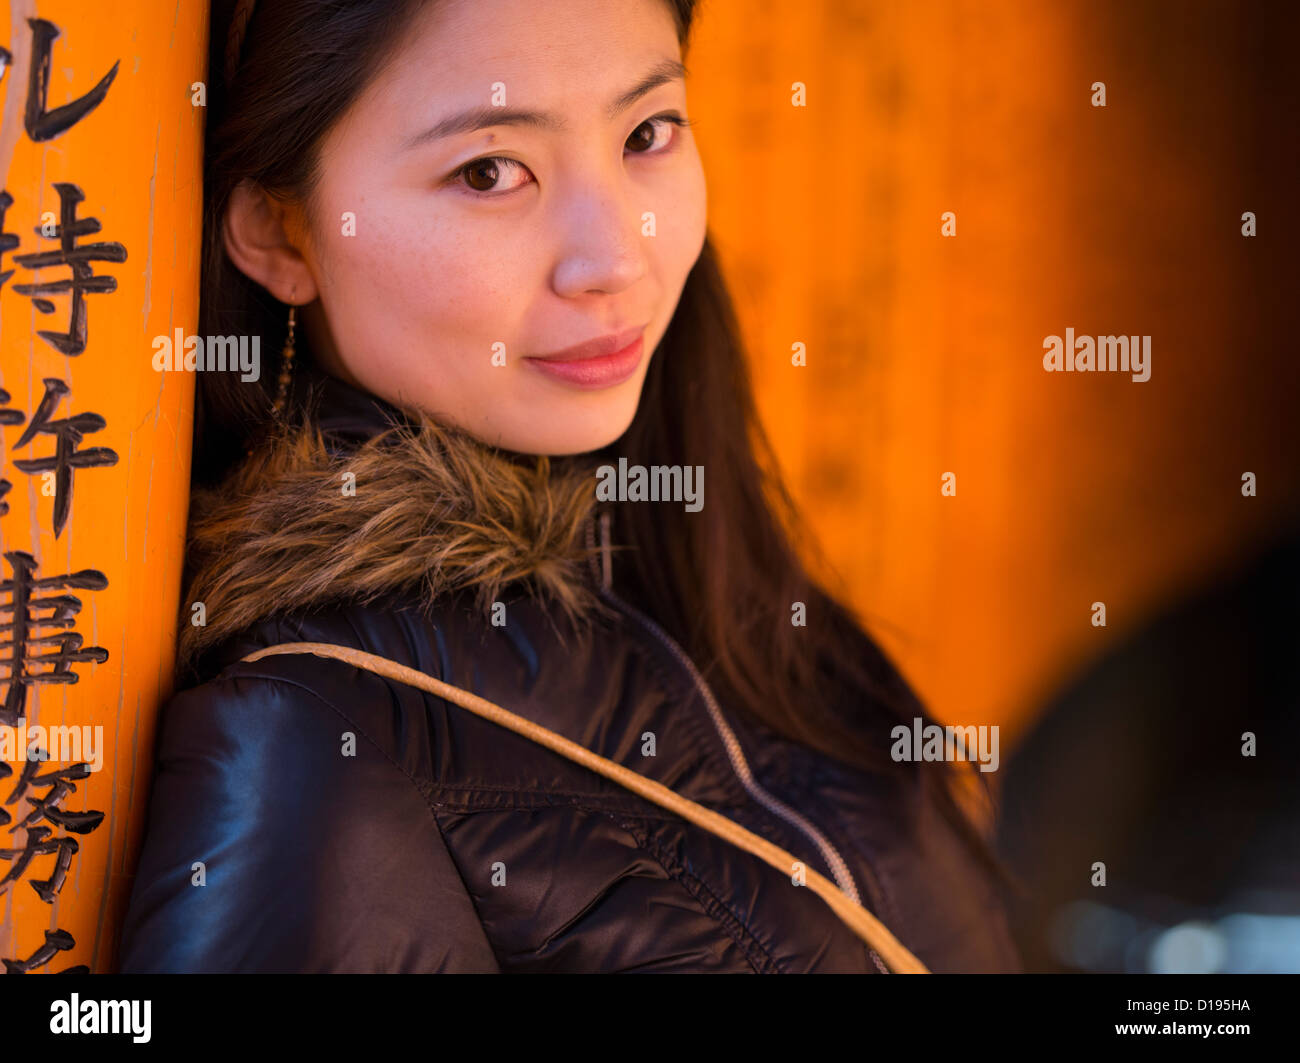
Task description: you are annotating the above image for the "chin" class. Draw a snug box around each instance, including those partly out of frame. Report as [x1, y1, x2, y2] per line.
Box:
[531, 422, 634, 457]
[508, 399, 640, 457]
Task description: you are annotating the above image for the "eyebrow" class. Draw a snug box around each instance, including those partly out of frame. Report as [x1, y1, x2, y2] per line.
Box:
[401, 58, 688, 151]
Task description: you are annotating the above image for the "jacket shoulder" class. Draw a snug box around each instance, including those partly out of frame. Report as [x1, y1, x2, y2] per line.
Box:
[118, 616, 500, 973]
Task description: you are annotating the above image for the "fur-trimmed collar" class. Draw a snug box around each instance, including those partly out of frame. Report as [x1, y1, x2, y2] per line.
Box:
[178, 367, 616, 673]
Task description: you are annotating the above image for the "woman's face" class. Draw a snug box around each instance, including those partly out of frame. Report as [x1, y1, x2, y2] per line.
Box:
[253, 0, 707, 456]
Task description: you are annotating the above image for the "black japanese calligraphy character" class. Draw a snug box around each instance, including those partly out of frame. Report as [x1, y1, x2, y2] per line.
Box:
[11, 377, 118, 536]
[3, 757, 103, 836]
[0, 824, 79, 900]
[2, 752, 102, 900]
[0, 386, 25, 518]
[11, 184, 127, 356]
[0, 551, 109, 725]
[2, 927, 86, 974]
[23, 18, 119, 142]
[0, 189, 18, 290]
[0, 388, 25, 427]
[0, 748, 103, 973]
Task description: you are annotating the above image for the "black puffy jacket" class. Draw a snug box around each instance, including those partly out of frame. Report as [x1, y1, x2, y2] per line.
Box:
[117, 369, 1022, 974]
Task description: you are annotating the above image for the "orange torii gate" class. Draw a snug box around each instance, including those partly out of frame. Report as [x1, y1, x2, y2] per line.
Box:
[0, 1, 205, 973]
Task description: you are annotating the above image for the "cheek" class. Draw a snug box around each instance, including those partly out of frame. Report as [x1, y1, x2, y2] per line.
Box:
[317, 210, 529, 369]
[657, 159, 708, 277]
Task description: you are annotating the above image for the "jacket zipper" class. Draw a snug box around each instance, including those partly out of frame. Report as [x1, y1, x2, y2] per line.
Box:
[585, 512, 890, 973]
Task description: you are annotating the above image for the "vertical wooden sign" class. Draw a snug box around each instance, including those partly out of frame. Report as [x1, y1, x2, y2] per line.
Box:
[0, 1, 205, 972]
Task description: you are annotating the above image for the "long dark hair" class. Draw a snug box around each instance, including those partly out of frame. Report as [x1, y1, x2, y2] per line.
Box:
[201, 0, 1016, 893]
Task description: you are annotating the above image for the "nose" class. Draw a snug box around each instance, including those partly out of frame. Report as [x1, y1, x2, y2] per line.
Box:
[550, 173, 648, 298]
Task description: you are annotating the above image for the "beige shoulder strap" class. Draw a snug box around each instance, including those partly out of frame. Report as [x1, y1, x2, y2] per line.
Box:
[241, 641, 930, 974]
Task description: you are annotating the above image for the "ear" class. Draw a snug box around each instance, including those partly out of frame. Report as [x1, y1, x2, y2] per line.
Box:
[222, 180, 319, 304]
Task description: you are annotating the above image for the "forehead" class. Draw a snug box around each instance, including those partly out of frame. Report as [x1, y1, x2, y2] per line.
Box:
[352, 0, 682, 128]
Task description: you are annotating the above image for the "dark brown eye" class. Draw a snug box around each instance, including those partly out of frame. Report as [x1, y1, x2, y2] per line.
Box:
[625, 114, 688, 155]
[626, 120, 656, 153]
[463, 159, 500, 192]
[452, 156, 531, 196]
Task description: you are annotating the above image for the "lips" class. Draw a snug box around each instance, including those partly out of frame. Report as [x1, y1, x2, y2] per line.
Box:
[526, 325, 647, 363]
[523, 326, 648, 390]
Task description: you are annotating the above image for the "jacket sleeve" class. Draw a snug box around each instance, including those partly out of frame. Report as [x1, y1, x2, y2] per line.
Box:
[116, 669, 501, 973]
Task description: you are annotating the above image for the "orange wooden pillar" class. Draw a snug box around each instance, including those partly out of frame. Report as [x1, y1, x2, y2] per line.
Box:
[690, 0, 1300, 750]
[0, 2, 205, 972]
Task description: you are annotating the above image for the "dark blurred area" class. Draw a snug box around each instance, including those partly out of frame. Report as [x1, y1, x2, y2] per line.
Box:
[997, 521, 1300, 972]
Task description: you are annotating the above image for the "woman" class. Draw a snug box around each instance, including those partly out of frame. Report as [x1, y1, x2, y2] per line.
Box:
[117, 0, 1023, 973]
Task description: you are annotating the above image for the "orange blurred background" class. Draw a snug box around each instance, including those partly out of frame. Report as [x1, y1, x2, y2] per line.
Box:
[687, 0, 1299, 748]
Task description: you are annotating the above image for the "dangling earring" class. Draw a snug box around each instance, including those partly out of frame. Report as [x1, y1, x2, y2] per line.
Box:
[273, 304, 296, 416]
